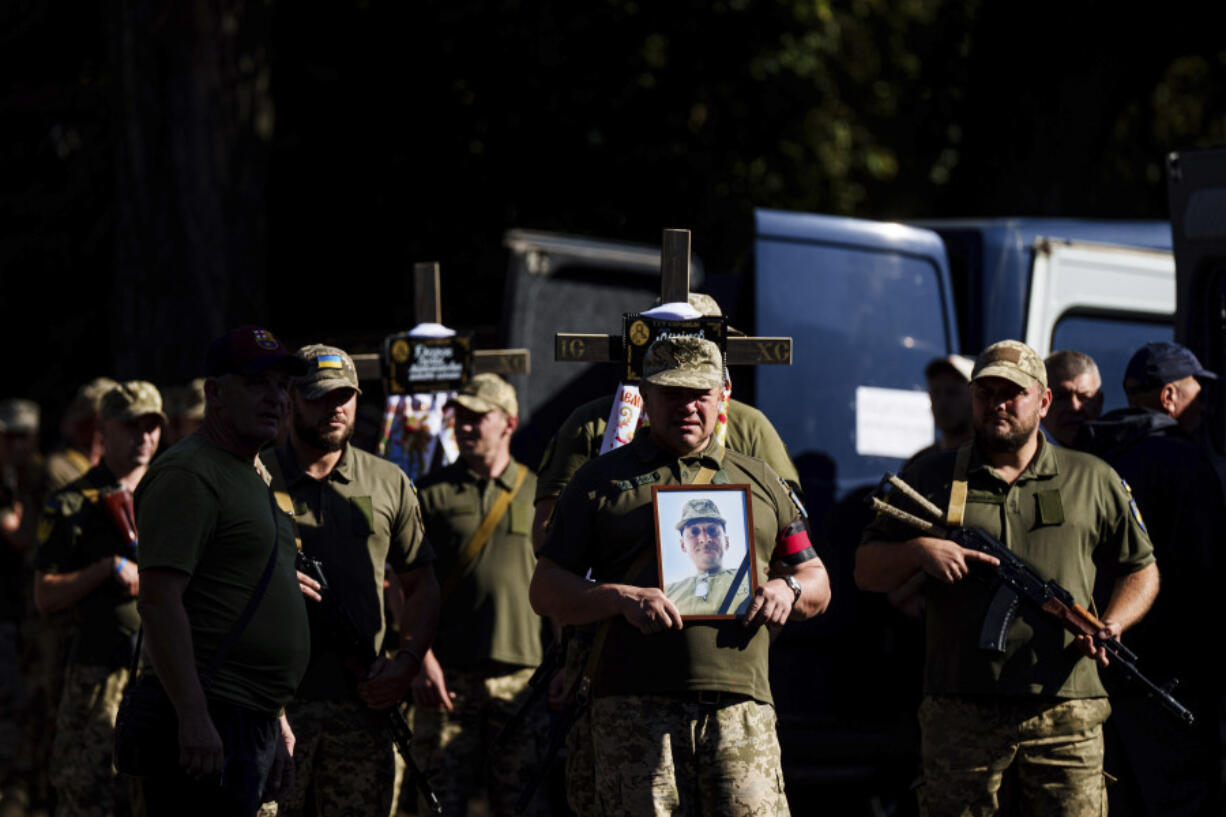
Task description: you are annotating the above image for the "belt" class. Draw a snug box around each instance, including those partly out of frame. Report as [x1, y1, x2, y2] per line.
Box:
[685, 690, 753, 707]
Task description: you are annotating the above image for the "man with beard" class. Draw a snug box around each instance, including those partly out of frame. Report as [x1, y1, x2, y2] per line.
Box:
[262, 344, 440, 817]
[409, 374, 550, 816]
[856, 340, 1158, 817]
[35, 381, 162, 817]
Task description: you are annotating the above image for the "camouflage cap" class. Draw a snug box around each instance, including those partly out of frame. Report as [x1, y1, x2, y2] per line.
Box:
[448, 373, 518, 417]
[64, 377, 120, 425]
[674, 497, 727, 531]
[0, 398, 39, 434]
[100, 381, 166, 425]
[642, 336, 724, 390]
[162, 378, 206, 421]
[971, 340, 1047, 390]
[293, 344, 362, 400]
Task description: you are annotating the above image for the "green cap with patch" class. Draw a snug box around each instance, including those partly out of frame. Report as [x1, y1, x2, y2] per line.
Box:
[972, 340, 1047, 390]
[448, 373, 518, 417]
[294, 345, 362, 400]
[675, 497, 727, 531]
[100, 381, 166, 425]
[642, 336, 724, 390]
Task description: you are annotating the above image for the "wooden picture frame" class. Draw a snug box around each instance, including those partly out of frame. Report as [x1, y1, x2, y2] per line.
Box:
[651, 484, 757, 621]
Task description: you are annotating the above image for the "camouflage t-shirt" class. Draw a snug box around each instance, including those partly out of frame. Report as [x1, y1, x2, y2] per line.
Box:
[35, 464, 140, 667]
[861, 438, 1154, 699]
[534, 395, 800, 502]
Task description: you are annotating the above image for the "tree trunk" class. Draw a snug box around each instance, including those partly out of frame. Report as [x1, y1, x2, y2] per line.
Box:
[109, 0, 274, 382]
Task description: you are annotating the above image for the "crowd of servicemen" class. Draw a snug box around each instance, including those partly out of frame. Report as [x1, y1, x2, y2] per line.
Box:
[0, 296, 1222, 817]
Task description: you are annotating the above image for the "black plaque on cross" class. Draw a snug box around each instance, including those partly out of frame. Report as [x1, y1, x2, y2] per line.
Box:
[350, 261, 531, 391]
[554, 228, 793, 369]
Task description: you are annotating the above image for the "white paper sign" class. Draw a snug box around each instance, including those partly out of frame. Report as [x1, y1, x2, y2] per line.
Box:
[855, 386, 935, 459]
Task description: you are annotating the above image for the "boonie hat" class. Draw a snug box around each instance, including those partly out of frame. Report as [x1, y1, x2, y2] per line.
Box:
[971, 340, 1047, 390]
[447, 374, 518, 417]
[675, 497, 727, 531]
[642, 337, 724, 391]
[1123, 341, 1218, 395]
[294, 345, 362, 400]
[204, 326, 308, 378]
[0, 398, 39, 434]
[100, 381, 167, 425]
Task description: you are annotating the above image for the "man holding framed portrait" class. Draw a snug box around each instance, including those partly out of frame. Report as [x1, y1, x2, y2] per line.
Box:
[531, 336, 831, 817]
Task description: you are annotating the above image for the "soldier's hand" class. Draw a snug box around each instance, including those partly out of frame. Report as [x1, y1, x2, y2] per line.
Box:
[357, 652, 416, 711]
[1075, 619, 1122, 668]
[619, 587, 683, 634]
[742, 578, 794, 628]
[178, 708, 224, 781]
[264, 714, 296, 804]
[113, 556, 139, 597]
[296, 570, 322, 602]
[916, 536, 999, 583]
[411, 650, 456, 713]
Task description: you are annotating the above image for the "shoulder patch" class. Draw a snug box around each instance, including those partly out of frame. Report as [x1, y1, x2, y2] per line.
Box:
[1129, 497, 1146, 533]
[1120, 478, 1133, 495]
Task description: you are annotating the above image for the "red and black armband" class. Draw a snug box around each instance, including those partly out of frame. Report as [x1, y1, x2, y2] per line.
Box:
[774, 518, 817, 565]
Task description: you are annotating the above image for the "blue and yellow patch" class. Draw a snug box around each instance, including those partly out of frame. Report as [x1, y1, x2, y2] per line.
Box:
[1128, 498, 1146, 532]
[317, 354, 343, 370]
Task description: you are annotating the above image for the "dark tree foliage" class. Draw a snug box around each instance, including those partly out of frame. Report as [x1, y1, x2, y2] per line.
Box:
[3, 0, 1226, 424]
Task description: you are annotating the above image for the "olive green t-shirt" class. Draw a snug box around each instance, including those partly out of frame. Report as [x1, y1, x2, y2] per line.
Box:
[862, 439, 1155, 699]
[136, 435, 311, 715]
[35, 464, 140, 667]
[417, 458, 542, 670]
[262, 443, 434, 700]
[540, 434, 806, 705]
[665, 568, 751, 617]
[534, 395, 801, 501]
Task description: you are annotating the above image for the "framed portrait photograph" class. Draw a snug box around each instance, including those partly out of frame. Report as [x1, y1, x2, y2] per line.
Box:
[652, 484, 758, 620]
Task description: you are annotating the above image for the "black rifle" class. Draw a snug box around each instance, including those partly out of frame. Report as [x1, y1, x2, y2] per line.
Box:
[296, 552, 443, 814]
[870, 472, 1195, 727]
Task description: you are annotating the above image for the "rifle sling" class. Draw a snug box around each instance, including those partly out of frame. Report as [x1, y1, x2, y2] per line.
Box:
[441, 465, 529, 604]
[579, 464, 718, 699]
[947, 443, 971, 527]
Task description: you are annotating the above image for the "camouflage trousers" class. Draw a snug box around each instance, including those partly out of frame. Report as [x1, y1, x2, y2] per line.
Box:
[409, 665, 551, 817]
[278, 698, 395, 817]
[49, 663, 130, 817]
[917, 695, 1112, 817]
[590, 694, 789, 817]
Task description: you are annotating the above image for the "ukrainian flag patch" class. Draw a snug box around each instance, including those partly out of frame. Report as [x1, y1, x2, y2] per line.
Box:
[317, 355, 342, 369]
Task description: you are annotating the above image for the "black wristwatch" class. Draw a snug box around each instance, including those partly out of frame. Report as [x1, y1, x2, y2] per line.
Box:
[783, 575, 803, 605]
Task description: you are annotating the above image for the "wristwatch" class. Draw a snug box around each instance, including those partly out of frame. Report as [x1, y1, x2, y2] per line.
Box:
[783, 575, 803, 605]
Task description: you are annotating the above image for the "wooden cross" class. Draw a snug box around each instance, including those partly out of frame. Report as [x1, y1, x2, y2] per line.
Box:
[351, 262, 531, 381]
[554, 229, 793, 366]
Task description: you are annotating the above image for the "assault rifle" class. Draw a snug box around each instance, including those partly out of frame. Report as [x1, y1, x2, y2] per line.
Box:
[296, 552, 443, 814]
[869, 472, 1195, 727]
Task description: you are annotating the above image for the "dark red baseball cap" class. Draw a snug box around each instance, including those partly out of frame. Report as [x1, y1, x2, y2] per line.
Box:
[204, 326, 309, 377]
